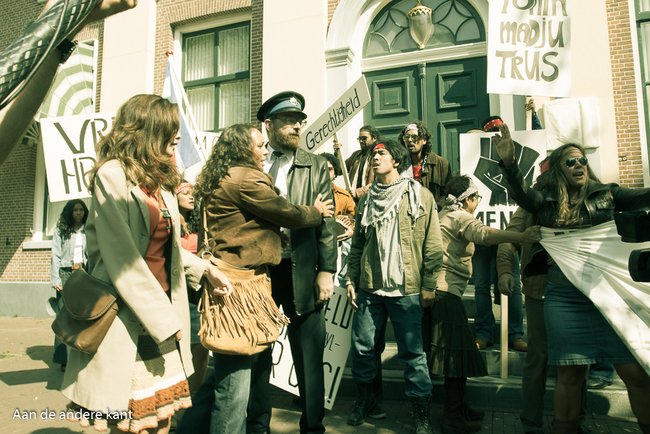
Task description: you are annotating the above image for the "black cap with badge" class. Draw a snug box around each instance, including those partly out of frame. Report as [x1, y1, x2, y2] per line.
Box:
[256, 90, 306, 122]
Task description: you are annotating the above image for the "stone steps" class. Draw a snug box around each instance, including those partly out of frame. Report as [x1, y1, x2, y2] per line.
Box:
[337, 286, 633, 417]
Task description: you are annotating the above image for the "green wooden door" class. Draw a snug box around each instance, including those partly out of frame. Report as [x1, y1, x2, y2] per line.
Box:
[365, 56, 488, 173]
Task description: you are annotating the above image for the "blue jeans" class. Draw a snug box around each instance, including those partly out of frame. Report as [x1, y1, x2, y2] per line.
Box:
[209, 349, 272, 434]
[351, 290, 431, 398]
[472, 245, 523, 342]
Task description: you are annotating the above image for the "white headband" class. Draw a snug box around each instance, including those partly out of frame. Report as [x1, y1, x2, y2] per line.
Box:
[444, 181, 479, 211]
[405, 123, 418, 132]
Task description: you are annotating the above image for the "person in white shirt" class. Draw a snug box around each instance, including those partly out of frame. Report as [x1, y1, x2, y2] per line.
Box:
[50, 199, 88, 371]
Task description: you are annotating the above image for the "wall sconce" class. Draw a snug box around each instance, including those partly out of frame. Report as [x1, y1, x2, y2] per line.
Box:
[407, 0, 434, 49]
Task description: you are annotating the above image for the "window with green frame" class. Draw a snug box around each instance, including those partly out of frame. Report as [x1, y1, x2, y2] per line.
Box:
[182, 22, 251, 132]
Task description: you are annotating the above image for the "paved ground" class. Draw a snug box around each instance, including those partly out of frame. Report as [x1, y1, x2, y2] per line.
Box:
[0, 316, 641, 434]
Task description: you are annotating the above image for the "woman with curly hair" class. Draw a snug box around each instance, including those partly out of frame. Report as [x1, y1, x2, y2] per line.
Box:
[495, 127, 650, 434]
[191, 123, 333, 434]
[60, 94, 233, 434]
[50, 198, 88, 371]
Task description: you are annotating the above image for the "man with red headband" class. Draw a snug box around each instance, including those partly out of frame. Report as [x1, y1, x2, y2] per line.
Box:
[345, 139, 443, 433]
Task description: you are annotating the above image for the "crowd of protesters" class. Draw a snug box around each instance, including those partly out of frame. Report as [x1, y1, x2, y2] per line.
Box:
[52, 89, 650, 434]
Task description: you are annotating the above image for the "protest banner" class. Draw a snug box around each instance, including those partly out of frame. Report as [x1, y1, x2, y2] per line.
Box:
[301, 76, 371, 152]
[41, 113, 113, 202]
[270, 285, 353, 410]
[487, 0, 571, 97]
[459, 129, 547, 229]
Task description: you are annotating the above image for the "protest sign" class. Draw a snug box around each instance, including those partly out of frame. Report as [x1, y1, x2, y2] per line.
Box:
[487, 0, 571, 97]
[41, 113, 113, 202]
[301, 76, 371, 152]
[270, 285, 353, 410]
[460, 129, 547, 229]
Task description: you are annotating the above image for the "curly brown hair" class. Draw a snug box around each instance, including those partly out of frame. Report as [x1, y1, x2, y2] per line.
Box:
[398, 120, 432, 153]
[56, 199, 88, 240]
[194, 124, 261, 199]
[536, 143, 601, 227]
[88, 94, 181, 192]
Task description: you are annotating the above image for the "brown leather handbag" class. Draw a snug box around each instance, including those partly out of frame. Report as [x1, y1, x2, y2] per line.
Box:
[197, 204, 289, 355]
[51, 268, 119, 355]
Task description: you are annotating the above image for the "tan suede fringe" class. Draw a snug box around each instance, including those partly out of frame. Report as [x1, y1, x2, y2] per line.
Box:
[199, 257, 289, 355]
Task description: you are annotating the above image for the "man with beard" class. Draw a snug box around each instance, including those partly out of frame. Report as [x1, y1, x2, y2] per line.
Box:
[344, 125, 381, 201]
[256, 91, 338, 434]
[345, 139, 442, 434]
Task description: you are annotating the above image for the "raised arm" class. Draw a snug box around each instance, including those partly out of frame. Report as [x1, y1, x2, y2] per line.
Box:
[0, 0, 136, 166]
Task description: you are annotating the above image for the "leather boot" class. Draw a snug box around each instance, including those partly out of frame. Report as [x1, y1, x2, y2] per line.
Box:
[347, 382, 371, 426]
[462, 402, 485, 421]
[442, 377, 481, 434]
[639, 423, 650, 434]
[411, 397, 433, 434]
[551, 419, 579, 434]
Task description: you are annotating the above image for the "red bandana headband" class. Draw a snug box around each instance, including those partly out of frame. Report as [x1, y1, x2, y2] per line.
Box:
[483, 118, 504, 132]
[373, 143, 387, 151]
[175, 182, 192, 194]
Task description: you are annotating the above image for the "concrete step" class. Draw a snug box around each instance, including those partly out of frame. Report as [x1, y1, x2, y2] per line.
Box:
[336, 368, 633, 418]
[338, 342, 632, 418]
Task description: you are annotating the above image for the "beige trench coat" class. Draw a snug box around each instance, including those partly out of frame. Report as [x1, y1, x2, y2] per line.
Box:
[60, 160, 206, 411]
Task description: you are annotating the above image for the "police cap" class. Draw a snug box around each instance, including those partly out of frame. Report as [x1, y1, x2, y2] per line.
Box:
[256, 91, 306, 122]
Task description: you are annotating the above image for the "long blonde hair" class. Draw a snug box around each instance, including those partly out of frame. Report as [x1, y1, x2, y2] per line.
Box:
[88, 94, 181, 192]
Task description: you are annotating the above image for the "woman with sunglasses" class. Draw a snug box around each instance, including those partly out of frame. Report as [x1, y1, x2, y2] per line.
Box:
[494, 126, 650, 434]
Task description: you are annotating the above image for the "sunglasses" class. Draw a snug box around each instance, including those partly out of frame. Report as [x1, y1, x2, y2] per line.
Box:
[403, 134, 420, 141]
[272, 114, 307, 128]
[565, 156, 588, 168]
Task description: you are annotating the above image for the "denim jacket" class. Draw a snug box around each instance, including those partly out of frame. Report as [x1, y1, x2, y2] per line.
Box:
[51, 226, 87, 286]
[347, 187, 443, 295]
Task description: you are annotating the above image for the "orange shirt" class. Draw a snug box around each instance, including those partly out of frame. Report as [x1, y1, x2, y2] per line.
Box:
[141, 187, 171, 292]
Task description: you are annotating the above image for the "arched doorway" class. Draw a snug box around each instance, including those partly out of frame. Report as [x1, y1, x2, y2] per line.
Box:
[361, 0, 488, 172]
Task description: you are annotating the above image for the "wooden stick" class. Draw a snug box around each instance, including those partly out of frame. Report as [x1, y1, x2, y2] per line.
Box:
[333, 133, 351, 191]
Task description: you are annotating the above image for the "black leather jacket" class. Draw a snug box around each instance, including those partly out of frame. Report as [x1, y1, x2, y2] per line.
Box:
[285, 148, 338, 315]
[500, 161, 650, 228]
[500, 161, 650, 278]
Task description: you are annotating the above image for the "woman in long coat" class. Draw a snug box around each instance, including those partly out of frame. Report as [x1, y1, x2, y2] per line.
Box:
[60, 94, 232, 434]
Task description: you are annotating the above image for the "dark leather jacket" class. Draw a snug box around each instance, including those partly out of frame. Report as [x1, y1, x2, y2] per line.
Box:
[418, 151, 452, 204]
[500, 161, 650, 279]
[286, 148, 338, 315]
[500, 161, 650, 228]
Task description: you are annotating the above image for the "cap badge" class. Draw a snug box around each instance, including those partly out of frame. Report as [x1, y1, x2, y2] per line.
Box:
[289, 97, 300, 107]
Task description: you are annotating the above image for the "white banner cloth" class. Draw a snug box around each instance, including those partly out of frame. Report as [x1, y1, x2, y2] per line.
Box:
[540, 221, 650, 374]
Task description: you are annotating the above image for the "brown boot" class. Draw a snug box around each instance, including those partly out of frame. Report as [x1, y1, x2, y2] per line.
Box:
[552, 419, 579, 434]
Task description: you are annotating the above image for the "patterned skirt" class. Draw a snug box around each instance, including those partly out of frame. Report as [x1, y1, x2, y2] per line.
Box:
[67, 332, 191, 432]
[429, 290, 487, 378]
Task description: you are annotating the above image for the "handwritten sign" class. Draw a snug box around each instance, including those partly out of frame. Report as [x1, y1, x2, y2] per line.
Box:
[302, 76, 371, 152]
[41, 113, 114, 202]
[459, 130, 548, 229]
[270, 285, 353, 410]
[487, 0, 571, 97]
